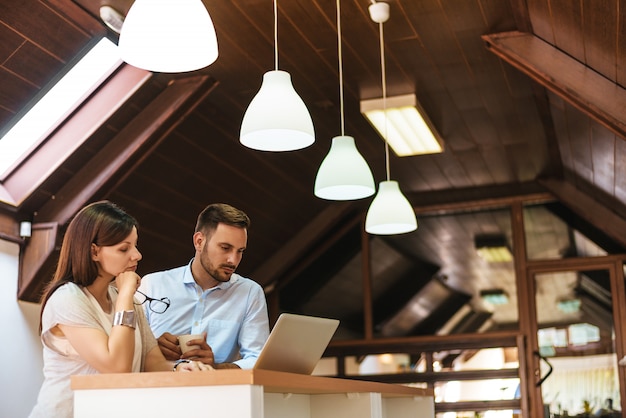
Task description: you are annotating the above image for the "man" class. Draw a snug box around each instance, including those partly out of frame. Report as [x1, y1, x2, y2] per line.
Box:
[139, 203, 269, 369]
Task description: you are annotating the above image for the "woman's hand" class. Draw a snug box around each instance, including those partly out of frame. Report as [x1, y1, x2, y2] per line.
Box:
[115, 271, 141, 297]
[176, 360, 214, 372]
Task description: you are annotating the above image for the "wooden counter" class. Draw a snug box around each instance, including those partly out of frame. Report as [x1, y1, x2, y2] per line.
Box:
[72, 369, 434, 417]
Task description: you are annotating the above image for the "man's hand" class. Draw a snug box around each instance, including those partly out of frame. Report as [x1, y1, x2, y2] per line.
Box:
[156, 332, 182, 361]
[179, 333, 216, 366]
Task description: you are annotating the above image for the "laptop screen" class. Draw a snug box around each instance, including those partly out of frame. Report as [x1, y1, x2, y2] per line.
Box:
[253, 313, 340, 374]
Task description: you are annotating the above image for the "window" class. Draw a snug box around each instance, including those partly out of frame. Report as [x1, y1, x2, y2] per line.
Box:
[0, 38, 121, 179]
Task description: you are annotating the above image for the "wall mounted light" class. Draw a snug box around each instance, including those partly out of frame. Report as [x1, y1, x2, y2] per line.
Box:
[118, 0, 218, 73]
[364, 1, 417, 235]
[19, 221, 32, 239]
[313, 0, 374, 200]
[361, 93, 443, 157]
[239, 0, 315, 151]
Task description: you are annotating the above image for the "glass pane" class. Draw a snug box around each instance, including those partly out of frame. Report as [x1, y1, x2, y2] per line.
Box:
[523, 203, 615, 260]
[385, 207, 517, 334]
[535, 270, 620, 417]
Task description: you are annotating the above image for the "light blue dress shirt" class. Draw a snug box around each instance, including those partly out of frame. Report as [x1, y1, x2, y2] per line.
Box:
[139, 260, 269, 369]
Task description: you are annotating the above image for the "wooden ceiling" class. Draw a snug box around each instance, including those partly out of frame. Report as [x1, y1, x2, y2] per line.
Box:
[1, 0, 626, 340]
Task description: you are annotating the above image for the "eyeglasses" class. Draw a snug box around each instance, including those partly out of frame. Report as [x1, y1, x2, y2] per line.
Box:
[135, 290, 170, 314]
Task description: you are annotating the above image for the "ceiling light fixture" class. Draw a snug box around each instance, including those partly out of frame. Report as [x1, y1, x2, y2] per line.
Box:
[480, 289, 509, 306]
[365, 1, 417, 235]
[313, 0, 375, 200]
[361, 93, 443, 157]
[557, 298, 581, 314]
[239, 0, 315, 151]
[118, 0, 218, 73]
[475, 234, 513, 262]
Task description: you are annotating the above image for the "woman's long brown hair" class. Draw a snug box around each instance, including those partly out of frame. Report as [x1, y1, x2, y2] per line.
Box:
[38, 200, 138, 332]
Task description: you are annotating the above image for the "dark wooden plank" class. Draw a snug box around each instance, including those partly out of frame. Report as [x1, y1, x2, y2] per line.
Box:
[0, 68, 38, 113]
[482, 144, 515, 182]
[525, 0, 554, 43]
[0, 0, 91, 60]
[582, 0, 618, 81]
[4, 41, 64, 89]
[616, 138, 626, 202]
[590, 122, 616, 194]
[0, 21, 24, 62]
[44, 0, 107, 37]
[564, 102, 594, 184]
[618, 0, 626, 86]
[547, 0, 585, 62]
[457, 148, 494, 185]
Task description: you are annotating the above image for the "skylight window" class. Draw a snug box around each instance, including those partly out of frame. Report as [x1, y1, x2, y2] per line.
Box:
[0, 37, 122, 178]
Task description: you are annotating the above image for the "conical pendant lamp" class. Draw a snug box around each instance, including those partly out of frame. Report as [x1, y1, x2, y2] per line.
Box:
[118, 0, 218, 73]
[239, 0, 315, 151]
[314, 0, 374, 200]
[365, 1, 417, 235]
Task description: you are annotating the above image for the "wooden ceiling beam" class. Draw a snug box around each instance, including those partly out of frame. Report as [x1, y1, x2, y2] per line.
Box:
[482, 30, 626, 140]
[405, 181, 553, 214]
[324, 330, 519, 357]
[18, 74, 219, 302]
[539, 178, 626, 250]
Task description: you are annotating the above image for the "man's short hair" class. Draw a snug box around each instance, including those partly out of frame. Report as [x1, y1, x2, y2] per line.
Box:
[195, 203, 251, 235]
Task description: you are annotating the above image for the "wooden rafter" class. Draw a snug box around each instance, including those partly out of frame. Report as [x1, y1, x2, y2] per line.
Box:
[482, 31, 626, 140]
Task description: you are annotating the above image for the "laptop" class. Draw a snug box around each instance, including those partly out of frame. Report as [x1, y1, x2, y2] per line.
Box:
[253, 313, 340, 374]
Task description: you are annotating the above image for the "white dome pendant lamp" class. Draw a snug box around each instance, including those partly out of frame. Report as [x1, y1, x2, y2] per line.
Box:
[118, 0, 219, 73]
[314, 0, 375, 200]
[365, 1, 417, 235]
[239, 0, 315, 151]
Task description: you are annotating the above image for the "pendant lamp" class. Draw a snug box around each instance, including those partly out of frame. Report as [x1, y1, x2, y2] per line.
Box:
[118, 0, 218, 73]
[365, 1, 417, 235]
[240, 0, 315, 151]
[314, 0, 375, 200]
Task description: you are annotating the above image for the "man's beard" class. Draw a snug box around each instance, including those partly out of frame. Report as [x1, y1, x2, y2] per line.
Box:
[200, 249, 235, 283]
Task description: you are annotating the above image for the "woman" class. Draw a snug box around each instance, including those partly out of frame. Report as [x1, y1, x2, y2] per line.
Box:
[29, 201, 210, 418]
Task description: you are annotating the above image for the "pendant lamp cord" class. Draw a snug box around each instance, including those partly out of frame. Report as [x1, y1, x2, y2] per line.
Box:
[274, 0, 279, 70]
[378, 18, 390, 181]
[337, 0, 345, 136]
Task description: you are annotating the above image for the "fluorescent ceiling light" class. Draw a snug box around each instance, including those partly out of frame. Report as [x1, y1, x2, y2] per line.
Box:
[480, 289, 509, 306]
[0, 38, 121, 178]
[475, 234, 513, 262]
[361, 93, 443, 157]
[557, 299, 581, 314]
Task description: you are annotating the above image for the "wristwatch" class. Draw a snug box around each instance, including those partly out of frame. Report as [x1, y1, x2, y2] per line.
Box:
[173, 359, 191, 371]
[113, 310, 136, 329]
